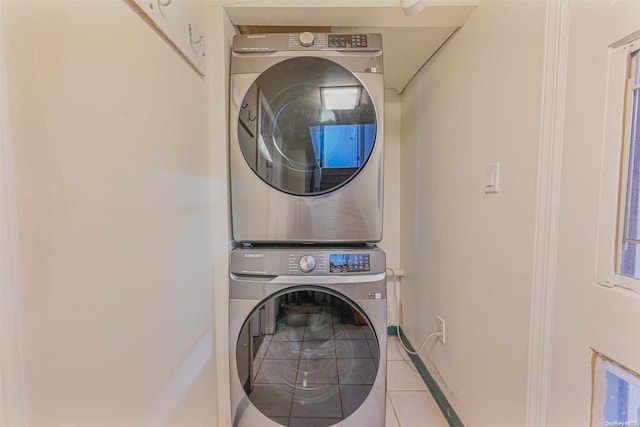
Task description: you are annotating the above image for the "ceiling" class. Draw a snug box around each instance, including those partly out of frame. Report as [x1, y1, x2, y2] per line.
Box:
[209, 0, 478, 93]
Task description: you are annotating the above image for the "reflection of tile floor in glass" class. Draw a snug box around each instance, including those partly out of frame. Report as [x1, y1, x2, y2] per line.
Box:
[250, 311, 380, 427]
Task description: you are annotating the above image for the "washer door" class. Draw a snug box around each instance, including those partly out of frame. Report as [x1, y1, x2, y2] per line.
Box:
[237, 57, 377, 196]
[236, 287, 380, 427]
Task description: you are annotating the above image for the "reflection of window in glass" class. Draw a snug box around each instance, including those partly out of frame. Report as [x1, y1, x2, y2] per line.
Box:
[591, 351, 640, 427]
[236, 57, 377, 195]
[618, 45, 640, 286]
[309, 124, 376, 168]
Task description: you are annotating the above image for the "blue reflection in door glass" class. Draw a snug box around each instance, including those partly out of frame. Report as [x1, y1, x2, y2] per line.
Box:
[603, 370, 640, 426]
[309, 124, 376, 168]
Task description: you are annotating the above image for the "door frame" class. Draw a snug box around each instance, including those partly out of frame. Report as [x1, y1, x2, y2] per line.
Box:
[525, 1, 570, 425]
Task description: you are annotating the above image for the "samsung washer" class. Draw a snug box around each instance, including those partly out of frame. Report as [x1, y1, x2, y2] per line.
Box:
[229, 246, 386, 427]
[229, 33, 384, 244]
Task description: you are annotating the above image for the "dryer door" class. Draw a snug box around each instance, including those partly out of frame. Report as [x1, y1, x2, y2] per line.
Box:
[237, 57, 377, 196]
[235, 287, 380, 427]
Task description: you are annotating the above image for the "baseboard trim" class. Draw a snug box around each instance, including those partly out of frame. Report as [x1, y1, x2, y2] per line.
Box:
[395, 327, 465, 427]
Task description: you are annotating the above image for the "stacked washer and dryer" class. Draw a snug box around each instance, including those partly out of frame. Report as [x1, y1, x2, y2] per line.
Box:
[228, 32, 386, 427]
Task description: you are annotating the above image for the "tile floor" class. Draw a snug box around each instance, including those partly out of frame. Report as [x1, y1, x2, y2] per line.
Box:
[386, 336, 449, 427]
[250, 333, 449, 427]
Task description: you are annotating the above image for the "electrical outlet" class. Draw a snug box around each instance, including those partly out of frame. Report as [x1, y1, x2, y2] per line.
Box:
[436, 315, 446, 344]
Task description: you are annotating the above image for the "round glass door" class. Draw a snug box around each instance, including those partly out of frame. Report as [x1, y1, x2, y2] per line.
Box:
[237, 57, 377, 195]
[236, 287, 380, 427]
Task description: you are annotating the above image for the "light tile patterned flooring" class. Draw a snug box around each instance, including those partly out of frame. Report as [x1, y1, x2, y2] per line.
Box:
[386, 336, 449, 427]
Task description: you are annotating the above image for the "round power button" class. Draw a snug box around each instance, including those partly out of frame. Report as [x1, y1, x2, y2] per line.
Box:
[299, 255, 317, 273]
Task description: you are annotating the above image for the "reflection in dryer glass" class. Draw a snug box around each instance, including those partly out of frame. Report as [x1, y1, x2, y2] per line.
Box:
[236, 290, 379, 427]
[237, 57, 377, 196]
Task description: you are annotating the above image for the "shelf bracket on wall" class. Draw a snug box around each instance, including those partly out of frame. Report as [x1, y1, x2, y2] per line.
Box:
[125, 0, 207, 76]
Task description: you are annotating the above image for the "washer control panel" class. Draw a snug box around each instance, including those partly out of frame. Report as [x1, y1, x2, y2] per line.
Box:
[289, 253, 372, 273]
[231, 248, 384, 276]
[286, 252, 376, 274]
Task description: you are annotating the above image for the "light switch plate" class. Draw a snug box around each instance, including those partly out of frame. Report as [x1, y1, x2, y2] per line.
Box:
[485, 162, 500, 193]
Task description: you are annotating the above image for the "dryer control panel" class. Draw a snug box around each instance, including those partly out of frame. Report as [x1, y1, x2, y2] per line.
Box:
[233, 33, 382, 53]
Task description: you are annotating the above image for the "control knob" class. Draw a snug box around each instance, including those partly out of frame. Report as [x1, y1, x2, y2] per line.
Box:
[299, 255, 317, 273]
[299, 32, 315, 47]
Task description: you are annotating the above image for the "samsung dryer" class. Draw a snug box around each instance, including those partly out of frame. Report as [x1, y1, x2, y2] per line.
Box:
[230, 32, 384, 244]
[229, 246, 387, 427]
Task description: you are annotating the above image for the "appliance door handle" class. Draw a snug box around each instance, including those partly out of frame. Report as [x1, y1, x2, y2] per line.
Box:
[230, 272, 386, 285]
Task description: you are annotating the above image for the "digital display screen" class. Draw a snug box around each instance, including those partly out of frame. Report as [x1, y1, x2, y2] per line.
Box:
[329, 254, 370, 273]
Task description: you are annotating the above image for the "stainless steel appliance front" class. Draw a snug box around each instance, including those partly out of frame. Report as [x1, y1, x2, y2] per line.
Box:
[230, 33, 384, 243]
[229, 246, 387, 427]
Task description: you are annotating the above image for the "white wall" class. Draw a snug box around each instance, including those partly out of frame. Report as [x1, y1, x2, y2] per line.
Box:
[380, 89, 402, 326]
[0, 2, 30, 424]
[3, 1, 221, 425]
[548, 1, 640, 426]
[399, 1, 544, 425]
[207, 6, 235, 427]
